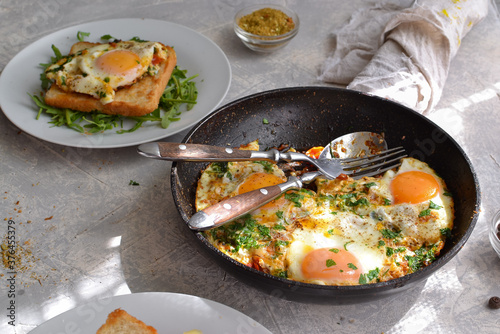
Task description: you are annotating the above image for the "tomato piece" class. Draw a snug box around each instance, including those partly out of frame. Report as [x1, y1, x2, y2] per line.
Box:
[305, 146, 324, 159]
[152, 54, 162, 66]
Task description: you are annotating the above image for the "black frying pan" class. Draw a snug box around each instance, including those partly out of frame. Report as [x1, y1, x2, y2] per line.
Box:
[170, 87, 480, 303]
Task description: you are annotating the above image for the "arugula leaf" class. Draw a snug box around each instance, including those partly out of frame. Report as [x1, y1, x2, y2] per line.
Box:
[130, 36, 147, 42]
[77, 31, 90, 41]
[100, 34, 115, 40]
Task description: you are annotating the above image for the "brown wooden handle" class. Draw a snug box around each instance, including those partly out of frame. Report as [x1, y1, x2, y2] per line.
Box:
[158, 142, 253, 161]
[188, 185, 283, 230]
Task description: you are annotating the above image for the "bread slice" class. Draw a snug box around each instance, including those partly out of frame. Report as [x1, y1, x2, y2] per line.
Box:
[96, 308, 158, 334]
[44, 41, 177, 117]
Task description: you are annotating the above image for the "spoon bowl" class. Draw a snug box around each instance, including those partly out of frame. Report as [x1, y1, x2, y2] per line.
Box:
[321, 131, 387, 159]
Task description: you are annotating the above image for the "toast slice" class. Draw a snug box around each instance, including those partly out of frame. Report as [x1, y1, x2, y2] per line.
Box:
[96, 309, 158, 334]
[44, 41, 177, 117]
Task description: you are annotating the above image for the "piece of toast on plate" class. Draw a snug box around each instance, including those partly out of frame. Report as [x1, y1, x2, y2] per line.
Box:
[96, 308, 158, 334]
[44, 41, 177, 117]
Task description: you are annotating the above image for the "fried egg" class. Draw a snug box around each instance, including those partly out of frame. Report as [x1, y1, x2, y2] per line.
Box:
[287, 220, 386, 285]
[45, 40, 167, 104]
[195, 140, 287, 212]
[197, 143, 454, 286]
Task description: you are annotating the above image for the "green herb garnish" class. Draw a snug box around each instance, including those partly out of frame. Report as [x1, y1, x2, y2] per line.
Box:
[359, 268, 380, 284]
[77, 31, 90, 41]
[285, 192, 304, 207]
[347, 263, 358, 270]
[405, 244, 438, 272]
[254, 161, 274, 172]
[440, 227, 452, 239]
[326, 259, 336, 267]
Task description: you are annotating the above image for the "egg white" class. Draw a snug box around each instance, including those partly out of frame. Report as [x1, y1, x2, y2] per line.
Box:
[45, 40, 166, 104]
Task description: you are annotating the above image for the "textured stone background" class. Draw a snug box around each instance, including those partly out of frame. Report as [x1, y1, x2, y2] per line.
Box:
[1, 1, 500, 333]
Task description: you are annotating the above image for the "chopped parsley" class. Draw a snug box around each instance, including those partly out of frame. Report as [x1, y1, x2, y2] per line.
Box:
[429, 201, 443, 210]
[210, 214, 271, 252]
[405, 244, 438, 272]
[210, 162, 229, 178]
[329, 248, 340, 253]
[380, 229, 401, 241]
[254, 161, 274, 172]
[273, 223, 286, 230]
[275, 270, 288, 279]
[419, 209, 431, 217]
[386, 246, 406, 257]
[359, 268, 380, 284]
[347, 263, 358, 270]
[420, 201, 443, 217]
[440, 227, 452, 239]
[326, 259, 336, 267]
[285, 192, 304, 207]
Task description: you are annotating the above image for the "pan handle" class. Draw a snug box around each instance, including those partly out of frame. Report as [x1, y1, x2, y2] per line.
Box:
[188, 176, 304, 231]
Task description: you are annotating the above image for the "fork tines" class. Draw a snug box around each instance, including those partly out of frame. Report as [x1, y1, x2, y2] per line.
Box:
[342, 147, 407, 179]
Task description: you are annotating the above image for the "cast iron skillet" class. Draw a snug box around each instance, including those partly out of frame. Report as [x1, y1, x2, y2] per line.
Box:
[170, 87, 480, 303]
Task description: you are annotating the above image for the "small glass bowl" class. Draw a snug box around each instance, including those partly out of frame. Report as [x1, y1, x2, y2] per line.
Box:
[489, 210, 500, 258]
[234, 4, 299, 53]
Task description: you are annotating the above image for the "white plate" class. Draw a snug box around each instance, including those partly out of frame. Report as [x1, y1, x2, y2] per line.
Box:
[0, 18, 231, 149]
[30, 292, 272, 333]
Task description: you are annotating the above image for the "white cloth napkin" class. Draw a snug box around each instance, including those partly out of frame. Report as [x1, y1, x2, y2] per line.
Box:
[318, 0, 490, 114]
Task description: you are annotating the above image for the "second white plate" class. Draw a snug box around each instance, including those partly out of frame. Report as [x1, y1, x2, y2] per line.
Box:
[0, 18, 231, 149]
[30, 292, 272, 333]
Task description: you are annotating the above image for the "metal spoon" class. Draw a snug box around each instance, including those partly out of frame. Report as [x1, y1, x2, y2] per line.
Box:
[137, 133, 386, 180]
[188, 132, 392, 231]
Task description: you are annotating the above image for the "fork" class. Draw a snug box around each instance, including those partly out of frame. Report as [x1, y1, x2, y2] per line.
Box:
[188, 147, 407, 231]
[138, 142, 380, 179]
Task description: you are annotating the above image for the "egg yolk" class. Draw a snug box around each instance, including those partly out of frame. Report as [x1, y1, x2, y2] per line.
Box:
[391, 170, 439, 204]
[237, 172, 286, 210]
[237, 172, 285, 195]
[301, 248, 362, 284]
[95, 50, 141, 76]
